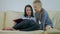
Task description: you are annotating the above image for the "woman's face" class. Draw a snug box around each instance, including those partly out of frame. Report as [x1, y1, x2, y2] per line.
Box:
[33, 3, 42, 13]
[26, 7, 31, 16]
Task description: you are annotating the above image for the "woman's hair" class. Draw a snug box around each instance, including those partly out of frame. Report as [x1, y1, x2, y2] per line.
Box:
[33, 0, 41, 3]
[24, 5, 34, 17]
[33, 0, 42, 8]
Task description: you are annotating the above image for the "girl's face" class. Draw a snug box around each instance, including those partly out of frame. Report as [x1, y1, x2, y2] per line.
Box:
[33, 3, 42, 13]
[26, 7, 31, 16]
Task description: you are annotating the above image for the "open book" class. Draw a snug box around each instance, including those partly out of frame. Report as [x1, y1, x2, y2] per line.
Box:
[13, 18, 24, 24]
[13, 18, 29, 24]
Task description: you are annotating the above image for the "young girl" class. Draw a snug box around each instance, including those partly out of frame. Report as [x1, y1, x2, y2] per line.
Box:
[33, 0, 53, 30]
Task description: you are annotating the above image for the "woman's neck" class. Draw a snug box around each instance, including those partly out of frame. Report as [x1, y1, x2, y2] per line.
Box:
[27, 16, 31, 18]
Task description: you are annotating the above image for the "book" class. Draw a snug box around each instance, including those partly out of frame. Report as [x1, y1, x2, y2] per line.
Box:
[13, 19, 23, 24]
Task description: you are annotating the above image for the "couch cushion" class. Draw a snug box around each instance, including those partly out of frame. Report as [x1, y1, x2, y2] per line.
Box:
[47, 11, 56, 26]
[5, 11, 23, 28]
[0, 12, 5, 30]
[53, 11, 60, 30]
[47, 11, 60, 30]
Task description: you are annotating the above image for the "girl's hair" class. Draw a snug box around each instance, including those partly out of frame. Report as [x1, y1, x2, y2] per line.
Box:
[33, 0, 42, 8]
[33, 0, 41, 3]
[24, 5, 34, 17]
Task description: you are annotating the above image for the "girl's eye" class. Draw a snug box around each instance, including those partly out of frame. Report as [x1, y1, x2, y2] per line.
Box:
[27, 10, 29, 11]
[27, 10, 31, 11]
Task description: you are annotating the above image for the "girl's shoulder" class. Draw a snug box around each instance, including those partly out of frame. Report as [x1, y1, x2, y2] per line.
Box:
[42, 9, 48, 16]
[19, 15, 26, 19]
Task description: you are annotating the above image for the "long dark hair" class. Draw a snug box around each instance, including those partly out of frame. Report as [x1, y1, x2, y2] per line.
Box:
[24, 5, 34, 17]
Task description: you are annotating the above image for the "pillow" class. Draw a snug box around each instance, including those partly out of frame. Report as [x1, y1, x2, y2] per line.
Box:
[0, 11, 5, 30]
[5, 11, 23, 27]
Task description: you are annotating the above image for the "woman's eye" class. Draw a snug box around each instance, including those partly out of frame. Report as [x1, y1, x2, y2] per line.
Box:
[27, 10, 30, 11]
[27, 10, 29, 11]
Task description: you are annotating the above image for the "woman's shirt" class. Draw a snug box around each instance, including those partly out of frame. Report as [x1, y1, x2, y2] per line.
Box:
[35, 8, 53, 30]
[19, 16, 36, 22]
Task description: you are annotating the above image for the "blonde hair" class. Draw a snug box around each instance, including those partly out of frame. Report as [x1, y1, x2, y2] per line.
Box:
[33, 0, 42, 21]
[33, 0, 42, 8]
[33, 0, 41, 3]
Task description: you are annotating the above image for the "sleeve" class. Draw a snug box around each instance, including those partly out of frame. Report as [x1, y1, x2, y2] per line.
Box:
[35, 13, 39, 24]
[46, 18, 54, 28]
[41, 11, 48, 30]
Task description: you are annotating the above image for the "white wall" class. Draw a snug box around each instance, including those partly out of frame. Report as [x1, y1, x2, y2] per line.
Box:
[0, 0, 60, 12]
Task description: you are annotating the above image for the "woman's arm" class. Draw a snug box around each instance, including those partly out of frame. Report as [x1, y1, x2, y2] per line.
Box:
[41, 11, 48, 30]
[41, 11, 53, 30]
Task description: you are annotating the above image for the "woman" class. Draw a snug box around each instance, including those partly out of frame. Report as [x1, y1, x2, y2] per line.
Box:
[20, 5, 35, 21]
[3, 5, 40, 31]
[33, 0, 53, 30]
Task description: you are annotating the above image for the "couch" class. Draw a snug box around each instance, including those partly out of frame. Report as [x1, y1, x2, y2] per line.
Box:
[0, 10, 60, 34]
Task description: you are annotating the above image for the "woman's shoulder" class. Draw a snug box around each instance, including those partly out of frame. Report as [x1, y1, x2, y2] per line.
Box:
[19, 15, 26, 19]
[30, 17, 36, 20]
[42, 8, 48, 16]
[30, 17, 35, 19]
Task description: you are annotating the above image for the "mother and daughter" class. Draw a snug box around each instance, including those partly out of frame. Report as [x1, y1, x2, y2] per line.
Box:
[3, 0, 53, 31]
